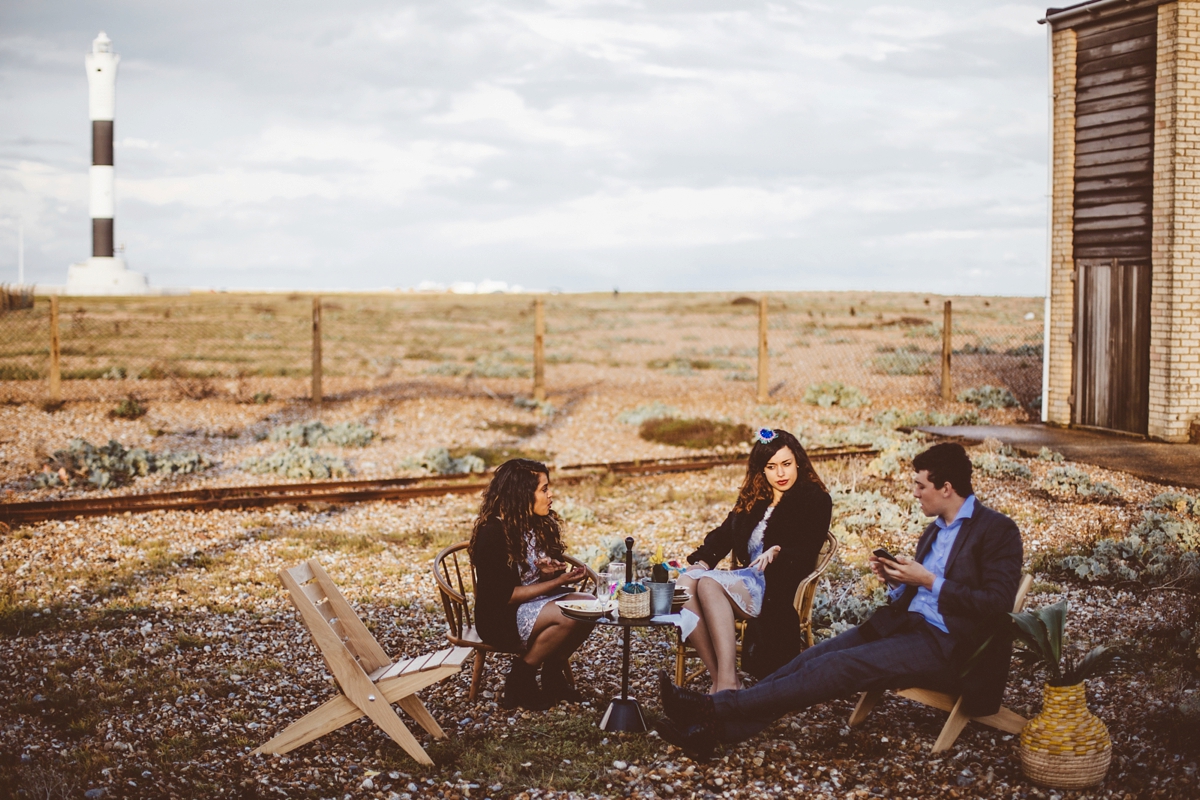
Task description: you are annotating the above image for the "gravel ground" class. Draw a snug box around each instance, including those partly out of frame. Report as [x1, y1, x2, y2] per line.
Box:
[1, 389, 1197, 799]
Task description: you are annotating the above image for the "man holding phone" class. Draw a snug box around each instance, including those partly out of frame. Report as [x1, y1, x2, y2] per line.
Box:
[658, 442, 1023, 757]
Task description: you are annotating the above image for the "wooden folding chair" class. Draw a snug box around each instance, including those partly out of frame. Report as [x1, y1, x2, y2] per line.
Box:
[253, 559, 471, 765]
[674, 530, 839, 685]
[433, 541, 598, 701]
[847, 572, 1035, 752]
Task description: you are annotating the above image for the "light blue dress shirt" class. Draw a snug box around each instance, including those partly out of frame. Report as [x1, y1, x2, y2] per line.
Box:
[889, 494, 976, 634]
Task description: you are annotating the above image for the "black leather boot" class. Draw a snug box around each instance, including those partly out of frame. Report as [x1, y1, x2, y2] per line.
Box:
[541, 659, 583, 704]
[655, 716, 719, 761]
[502, 659, 551, 711]
[658, 669, 715, 726]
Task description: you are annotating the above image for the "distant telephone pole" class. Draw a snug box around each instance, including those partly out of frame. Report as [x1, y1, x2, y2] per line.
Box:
[17, 222, 23, 286]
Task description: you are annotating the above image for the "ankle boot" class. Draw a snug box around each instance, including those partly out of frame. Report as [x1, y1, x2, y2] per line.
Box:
[502, 659, 551, 711]
[655, 716, 719, 761]
[541, 659, 583, 704]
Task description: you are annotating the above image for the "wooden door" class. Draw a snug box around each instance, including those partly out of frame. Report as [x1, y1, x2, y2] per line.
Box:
[1074, 259, 1151, 433]
[1072, 9, 1155, 434]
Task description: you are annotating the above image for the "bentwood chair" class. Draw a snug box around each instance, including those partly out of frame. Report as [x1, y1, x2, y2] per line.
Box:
[433, 541, 599, 701]
[674, 529, 840, 685]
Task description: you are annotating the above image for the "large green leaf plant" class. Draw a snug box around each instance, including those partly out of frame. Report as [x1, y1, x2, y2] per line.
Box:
[1010, 600, 1120, 687]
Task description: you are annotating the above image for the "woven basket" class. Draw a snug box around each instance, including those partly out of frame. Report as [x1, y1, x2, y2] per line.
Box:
[618, 587, 650, 618]
[1020, 682, 1111, 789]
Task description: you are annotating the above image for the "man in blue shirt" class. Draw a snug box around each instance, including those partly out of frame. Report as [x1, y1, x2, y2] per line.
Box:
[658, 443, 1023, 758]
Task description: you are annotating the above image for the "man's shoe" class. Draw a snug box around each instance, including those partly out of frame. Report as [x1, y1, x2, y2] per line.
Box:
[655, 716, 718, 761]
[541, 659, 584, 704]
[658, 669, 714, 726]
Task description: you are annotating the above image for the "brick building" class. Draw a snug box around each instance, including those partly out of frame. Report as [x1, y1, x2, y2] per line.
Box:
[1043, 0, 1200, 441]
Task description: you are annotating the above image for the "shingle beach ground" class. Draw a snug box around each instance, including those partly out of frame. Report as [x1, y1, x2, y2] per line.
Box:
[2, 375, 1198, 800]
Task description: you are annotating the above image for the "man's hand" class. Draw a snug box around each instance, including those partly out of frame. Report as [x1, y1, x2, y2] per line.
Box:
[867, 554, 896, 587]
[880, 554, 936, 590]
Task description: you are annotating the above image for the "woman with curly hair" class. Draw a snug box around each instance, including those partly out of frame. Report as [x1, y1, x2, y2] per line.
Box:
[675, 429, 832, 691]
[469, 458, 596, 710]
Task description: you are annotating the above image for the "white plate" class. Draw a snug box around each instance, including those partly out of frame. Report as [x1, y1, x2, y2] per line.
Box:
[556, 599, 615, 618]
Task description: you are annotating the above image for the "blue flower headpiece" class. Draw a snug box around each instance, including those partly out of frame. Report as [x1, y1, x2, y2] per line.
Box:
[754, 428, 778, 445]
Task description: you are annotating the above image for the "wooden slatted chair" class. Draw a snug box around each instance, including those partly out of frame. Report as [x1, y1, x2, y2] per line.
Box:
[253, 559, 471, 765]
[674, 529, 840, 685]
[847, 572, 1035, 752]
[433, 541, 599, 701]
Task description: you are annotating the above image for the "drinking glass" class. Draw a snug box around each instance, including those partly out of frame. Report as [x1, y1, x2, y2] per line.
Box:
[595, 569, 614, 608]
[608, 562, 627, 593]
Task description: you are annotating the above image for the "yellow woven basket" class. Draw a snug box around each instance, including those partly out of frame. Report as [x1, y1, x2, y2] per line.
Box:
[1020, 682, 1111, 789]
[617, 587, 650, 618]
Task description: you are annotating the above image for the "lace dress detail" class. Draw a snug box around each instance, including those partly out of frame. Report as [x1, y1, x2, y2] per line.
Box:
[514, 532, 568, 647]
[686, 506, 774, 618]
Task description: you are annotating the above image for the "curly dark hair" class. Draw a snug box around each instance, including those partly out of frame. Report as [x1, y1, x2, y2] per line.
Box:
[469, 458, 564, 569]
[912, 442, 974, 498]
[733, 429, 827, 513]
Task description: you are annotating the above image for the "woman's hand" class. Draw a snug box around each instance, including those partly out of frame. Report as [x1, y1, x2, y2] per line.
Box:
[535, 556, 569, 579]
[553, 566, 586, 588]
[749, 546, 781, 573]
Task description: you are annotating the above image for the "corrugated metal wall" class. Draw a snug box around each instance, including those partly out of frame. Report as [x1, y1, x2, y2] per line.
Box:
[1072, 7, 1156, 434]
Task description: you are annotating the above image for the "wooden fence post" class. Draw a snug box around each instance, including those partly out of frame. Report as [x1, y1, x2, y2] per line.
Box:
[533, 297, 546, 402]
[941, 300, 952, 401]
[757, 297, 769, 404]
[312, 296, 323, 410]
[48, 295, 61, 404]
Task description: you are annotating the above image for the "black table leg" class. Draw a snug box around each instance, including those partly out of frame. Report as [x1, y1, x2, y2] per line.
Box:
[600, 624, 646, 732]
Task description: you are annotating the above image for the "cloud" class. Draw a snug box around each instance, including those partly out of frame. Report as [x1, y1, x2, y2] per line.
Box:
[0, 0, 1050, 293]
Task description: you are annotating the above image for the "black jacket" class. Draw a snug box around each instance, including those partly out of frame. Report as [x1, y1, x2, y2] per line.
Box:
[862, 499, 1023, 716]
[687, 482, 832, 677]
[470, 517, 553, 654]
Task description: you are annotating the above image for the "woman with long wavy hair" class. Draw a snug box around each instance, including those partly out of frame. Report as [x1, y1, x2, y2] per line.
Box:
[469, 458, 596, 710]
[673, 429, 832, 692]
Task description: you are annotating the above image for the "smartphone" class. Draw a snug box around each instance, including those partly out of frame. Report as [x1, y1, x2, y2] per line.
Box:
[872, 547, 900, 564]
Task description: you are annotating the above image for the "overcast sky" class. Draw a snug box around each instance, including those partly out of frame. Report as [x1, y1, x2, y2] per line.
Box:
[0, 1, 1051, 294]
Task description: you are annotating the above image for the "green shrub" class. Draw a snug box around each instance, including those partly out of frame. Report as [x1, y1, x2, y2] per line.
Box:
[957, 385, 1020, 410]
[1061, 512, 1200, 588]
[803, 381, 869, 408]
[0, 364, 40, 380]
[872, 407, 981, 429]
[1037, 447, 1064, 462]
[109, 396, 147, 420]
[1040, 466, 1120, 499]
[972, 451, 1032, 479]
[638, 417, 751, 449]
[424, 363, 468, 376]
[240, 445, 348, 479]
[1150, 492, 1198, 516]
[33, 439, 212, 489]
[812, 579, 889, 638]
[871, 351, 932, 375]
[398, 447, 486, 475]
[617, 402, 681, 425]
[266, 420, 375, 447]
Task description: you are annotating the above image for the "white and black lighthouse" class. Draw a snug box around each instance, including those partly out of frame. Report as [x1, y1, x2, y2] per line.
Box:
[66, 31, 149, 295]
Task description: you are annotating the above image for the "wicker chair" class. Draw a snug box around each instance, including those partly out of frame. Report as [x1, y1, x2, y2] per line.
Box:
[433, 541, 599, 701]
[674, 529, 839, 685]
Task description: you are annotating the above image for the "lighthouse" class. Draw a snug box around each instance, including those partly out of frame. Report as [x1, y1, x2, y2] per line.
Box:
[66, 31, 149, 295]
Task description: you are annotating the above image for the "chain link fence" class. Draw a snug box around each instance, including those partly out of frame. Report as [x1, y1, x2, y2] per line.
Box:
[0, 291, 1043, 413]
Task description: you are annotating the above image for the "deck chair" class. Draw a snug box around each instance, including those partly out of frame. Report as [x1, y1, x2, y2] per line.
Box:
[433, 541, 599, 701]
[253, 559, 471, 765]
[674, 530, 840, 685]
[847, 572, 1035, 752]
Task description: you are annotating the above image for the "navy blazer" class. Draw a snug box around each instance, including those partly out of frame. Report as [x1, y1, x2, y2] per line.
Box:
[862, 499, 1023, 716]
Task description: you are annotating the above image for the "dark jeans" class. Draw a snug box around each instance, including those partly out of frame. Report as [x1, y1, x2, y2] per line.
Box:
[711, 614, 956, 742]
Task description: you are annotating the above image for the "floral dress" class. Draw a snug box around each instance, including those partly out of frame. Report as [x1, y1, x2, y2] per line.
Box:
[514, 531, 569, 646]
[684, 506, 773, 618]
